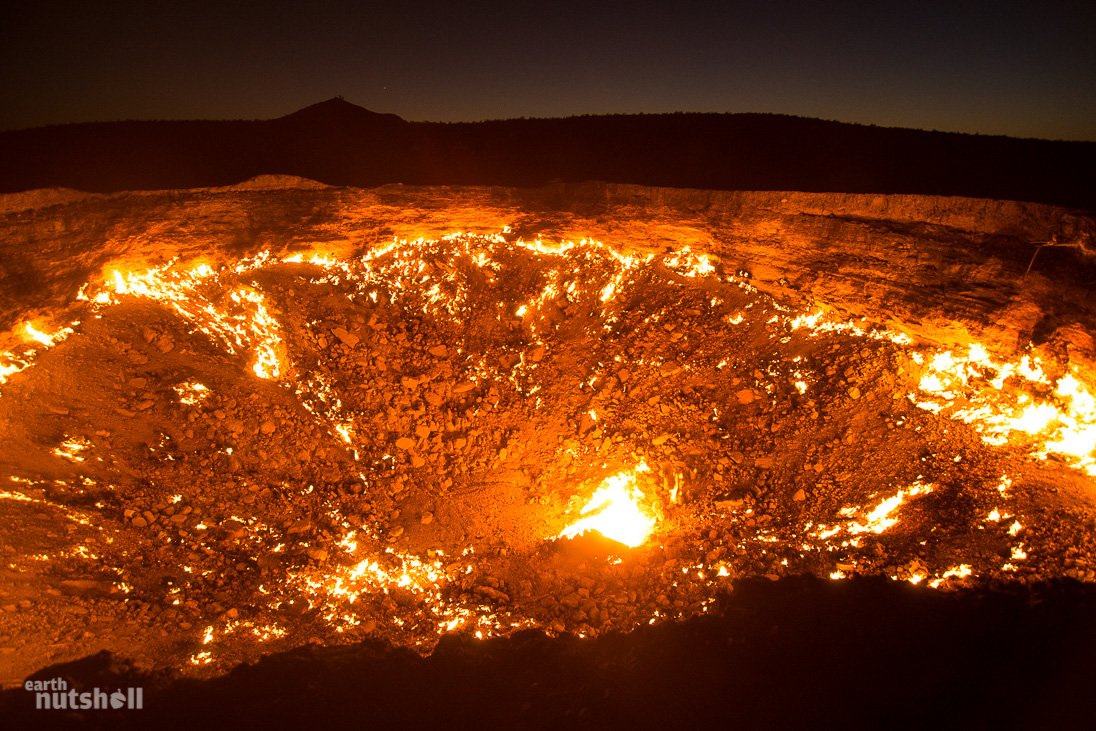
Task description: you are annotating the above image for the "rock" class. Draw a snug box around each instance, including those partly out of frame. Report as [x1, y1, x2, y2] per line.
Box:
[411, 454, 426, 468]
[652, 434, 672, 446]
[428, 345, 448, 357]
[260, 420, 276, 435]
[453, 381, 476, 394]
[222, 519, 246, 538]
[848, 386, 861, 399]
[715, 499, 744, 511]
[474, 585, 510, 603]
[307, 547, 329, 561]
[577, 413, 596, 435]
[60, 579, 108, 592]
[131, 517, 148, 528]
[389, 526, 405, 539]
[660, 361, 682, 377]
[421, 512, 434, 525]
[395, 436, 415, 450]
[287, 519, 312, 534]
[736, 388, 756, 405]
[257, 553, 283, 571]
[332, 327, 359, 347]
[792, 488, 806, 502]
[528, 346, 546, 363]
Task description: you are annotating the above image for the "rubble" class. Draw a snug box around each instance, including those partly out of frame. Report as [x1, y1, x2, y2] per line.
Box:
[0, 183, 1094, 687]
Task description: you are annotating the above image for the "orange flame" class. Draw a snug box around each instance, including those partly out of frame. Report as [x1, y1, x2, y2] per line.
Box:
[558, 463, 658, 548]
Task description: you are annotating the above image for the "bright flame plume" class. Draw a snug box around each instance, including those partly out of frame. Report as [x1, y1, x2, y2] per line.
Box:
[559, 463, 658, 548]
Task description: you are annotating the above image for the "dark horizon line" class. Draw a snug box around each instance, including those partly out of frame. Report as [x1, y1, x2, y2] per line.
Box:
[7, 98, 1094, 145]
[5, 95, 1092, 210]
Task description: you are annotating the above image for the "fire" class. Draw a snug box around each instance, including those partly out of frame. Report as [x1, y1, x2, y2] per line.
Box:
[912, 343, 1096, 476]
[4, 220, 1096, 671]
[788, 309, 912, 345]
[927, 564, 973, 589]
[0, 321, 79, 388]
[23, 322, 71, 347]
[850, 481, 935, 535]
[174, 381, 210, 405]
[813, 481, 935, 543]
[96, 260, 288, 380]
[0, 354, 28, 385]
[558, 464, 659, 548]
[787, 313, 1095, 476]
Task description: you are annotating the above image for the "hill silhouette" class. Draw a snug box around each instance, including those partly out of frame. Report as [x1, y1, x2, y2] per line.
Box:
[1, 98, 1093, 209]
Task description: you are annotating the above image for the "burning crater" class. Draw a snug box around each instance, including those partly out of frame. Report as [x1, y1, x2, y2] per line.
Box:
[0, 181, 1095, 687]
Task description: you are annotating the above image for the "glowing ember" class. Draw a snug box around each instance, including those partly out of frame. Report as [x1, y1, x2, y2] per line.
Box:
[52, 437, 91, 463]
[558, 463, 659, 548]
[928, 564, 973, 588]
[189, 651, 213, 666]
[174, 381, 210, 405]
[0, 490, 34, 503]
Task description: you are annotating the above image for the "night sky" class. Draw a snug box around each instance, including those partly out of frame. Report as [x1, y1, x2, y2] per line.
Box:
[2, 1, 1094, 140]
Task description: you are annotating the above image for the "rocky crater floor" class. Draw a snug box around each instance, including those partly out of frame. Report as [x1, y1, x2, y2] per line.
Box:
[0, 179, 1094, 689]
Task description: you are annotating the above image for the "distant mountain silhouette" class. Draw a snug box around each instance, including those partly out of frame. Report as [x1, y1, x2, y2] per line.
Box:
[277, 97, 406, 127]
[1, 98, 1093, 209]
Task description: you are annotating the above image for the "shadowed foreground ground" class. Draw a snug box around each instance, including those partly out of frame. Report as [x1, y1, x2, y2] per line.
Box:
[2, 576, 1094, 730]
